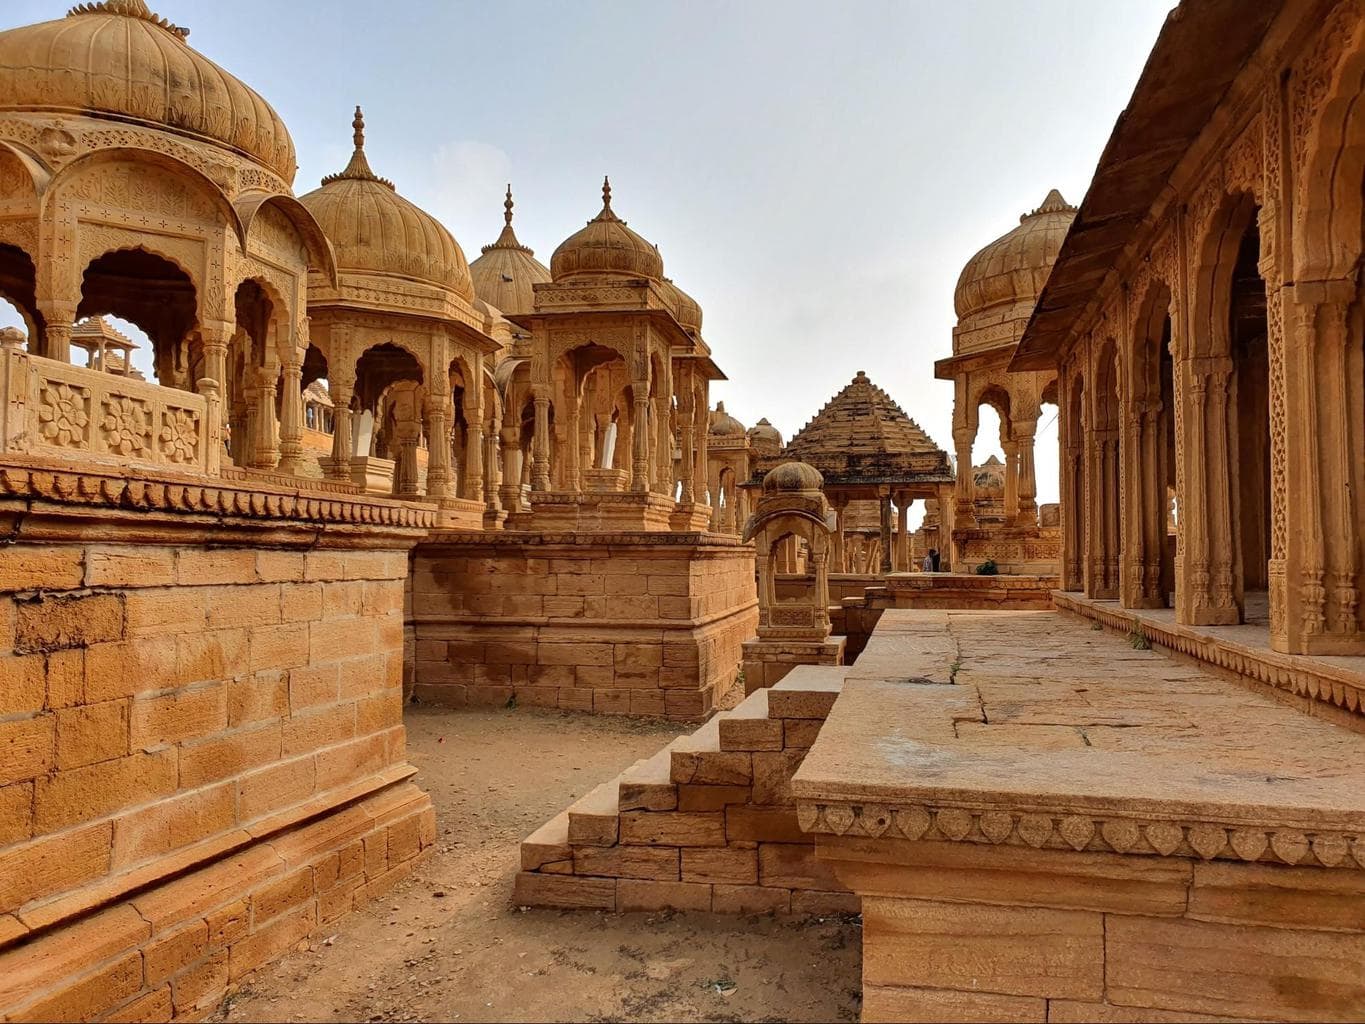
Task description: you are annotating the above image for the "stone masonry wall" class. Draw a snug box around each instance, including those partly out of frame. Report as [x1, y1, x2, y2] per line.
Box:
[0, 462, 435, 1021]
[411, 532, 758, 719]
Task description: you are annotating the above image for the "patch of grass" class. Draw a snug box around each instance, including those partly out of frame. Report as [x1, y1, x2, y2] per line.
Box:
[505, 693, 518, 709]
[1128, 629, 1150, 650]
[1090, 621, 1104, 631]
[948, 656, 963, 683]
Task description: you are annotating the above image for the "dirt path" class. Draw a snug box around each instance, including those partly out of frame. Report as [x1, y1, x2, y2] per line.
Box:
[214, 707, 862, 1023]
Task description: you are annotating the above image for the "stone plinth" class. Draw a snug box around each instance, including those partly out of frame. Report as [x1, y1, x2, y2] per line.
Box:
[741, 637, 845, 694]
[521, 490, 677, 532]
[0, 457, 436, 1022]
[410, 530, 758, 718]
[793, 609, 1365, 1024]
[951, 524, 1061, 575]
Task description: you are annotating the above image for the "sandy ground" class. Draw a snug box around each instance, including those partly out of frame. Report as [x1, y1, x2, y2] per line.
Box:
[214, 706, 863, 1024]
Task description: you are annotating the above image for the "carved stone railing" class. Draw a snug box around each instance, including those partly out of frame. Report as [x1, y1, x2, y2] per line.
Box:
[0, 347, 219, 476]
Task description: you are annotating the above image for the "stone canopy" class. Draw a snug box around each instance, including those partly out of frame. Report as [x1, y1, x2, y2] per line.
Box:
[748, 370, 953, 495]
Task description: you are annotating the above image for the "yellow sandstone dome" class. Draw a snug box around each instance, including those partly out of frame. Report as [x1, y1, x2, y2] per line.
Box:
[551, 177, 665, 282]
[953, 188, 1076, 327]
[468, 185, 551, 316]
[0, 0, 296, 181]
[300, 108, 474, 301]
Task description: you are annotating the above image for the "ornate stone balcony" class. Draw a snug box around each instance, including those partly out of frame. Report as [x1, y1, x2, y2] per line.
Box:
[0, 346, 220, 477]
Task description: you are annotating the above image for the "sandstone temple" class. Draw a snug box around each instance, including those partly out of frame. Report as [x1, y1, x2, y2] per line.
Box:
[1, 0, 1363, 1021]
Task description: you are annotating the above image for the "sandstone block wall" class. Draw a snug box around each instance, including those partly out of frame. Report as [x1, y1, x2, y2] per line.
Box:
[0, 462, 435, 1021]
[821, 837, 1365, 1023]
[411, 532, 759, 718]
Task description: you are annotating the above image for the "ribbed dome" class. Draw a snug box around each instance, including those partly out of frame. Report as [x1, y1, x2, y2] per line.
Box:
[747, 418, 783, 451]
[971, 454, 1006, 498]
[954, 189, 1076, 323]
[300, 108, 473, 301]
[469, 185, 550, 315]
[708, 401, 745, 437]
[0, 1, 296, 182]
[661, 277, 702, 334]
[551, 177, 664, 282]
[762, 461, 823, 494]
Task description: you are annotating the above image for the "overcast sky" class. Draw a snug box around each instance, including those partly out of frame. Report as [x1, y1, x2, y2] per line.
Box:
[3, 0, 1173, 508]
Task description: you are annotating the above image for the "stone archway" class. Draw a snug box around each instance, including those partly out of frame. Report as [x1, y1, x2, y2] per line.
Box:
[78, 248, 198, 390]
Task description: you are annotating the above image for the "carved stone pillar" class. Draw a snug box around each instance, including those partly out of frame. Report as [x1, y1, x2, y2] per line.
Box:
[895, 494, 911, 572]
[276, 357, 305, 476]
[1002, 439, 1020, 527]
[483, 408, 502, 521]
[631, 389, 650, 493]
[425, 393, 452, 502]
[878, 487, 893, 575]
[465, 387, 484, 501]
[249, 367, 279, 470]
[1014, 419, 1038, 525]
[952, 428, 976, 527]
[499, 425, 522, 513]
[678, 393, 695, 505]
[328, 373, 355, 481]
[43, 310, 74, 364]
[1176, 359, 1236, 624]
[832, 496, 848, 573]
[531, 387, 551, 492]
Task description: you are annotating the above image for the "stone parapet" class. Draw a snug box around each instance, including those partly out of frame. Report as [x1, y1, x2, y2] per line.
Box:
[410, 530, 758, 718]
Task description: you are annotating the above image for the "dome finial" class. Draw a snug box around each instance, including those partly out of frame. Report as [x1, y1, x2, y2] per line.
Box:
[602, 175, 612, 210]
[321, 105, 394, 190]
[504, 184, 514, 226]
[67, 0, 189, 39]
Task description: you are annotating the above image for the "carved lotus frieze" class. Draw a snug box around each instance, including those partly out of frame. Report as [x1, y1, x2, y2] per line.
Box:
[38, 382, 90, 448]
[100, 395, 150, 456]
[158, 408, 201, 463]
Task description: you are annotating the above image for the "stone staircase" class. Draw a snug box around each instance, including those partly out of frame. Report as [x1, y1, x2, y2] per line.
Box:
[513, 666, 855, 914]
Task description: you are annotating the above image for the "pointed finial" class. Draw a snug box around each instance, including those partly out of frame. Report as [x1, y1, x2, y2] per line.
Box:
[602, 175, 612, 210]
[321, 105, 394, 189]
[482, 183, 533, 254]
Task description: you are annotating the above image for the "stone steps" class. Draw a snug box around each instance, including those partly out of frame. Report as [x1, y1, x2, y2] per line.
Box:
[514, 664, 856, 915]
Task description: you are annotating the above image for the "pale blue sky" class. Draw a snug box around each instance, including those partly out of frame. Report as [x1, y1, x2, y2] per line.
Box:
[3, 0, 1174, 506]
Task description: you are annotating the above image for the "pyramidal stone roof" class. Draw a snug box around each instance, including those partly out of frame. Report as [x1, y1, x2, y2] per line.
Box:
[765, 371, 954, 487]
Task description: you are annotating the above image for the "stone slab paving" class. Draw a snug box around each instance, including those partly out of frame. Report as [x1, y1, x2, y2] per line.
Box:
[794, 609, 1365, 861]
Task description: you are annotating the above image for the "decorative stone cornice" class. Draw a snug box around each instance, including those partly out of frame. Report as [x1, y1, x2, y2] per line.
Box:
[0, 459, 436, 530]
[796, 799, 1365, 869]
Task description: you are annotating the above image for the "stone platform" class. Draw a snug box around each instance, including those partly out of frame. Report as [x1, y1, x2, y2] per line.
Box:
[409, 530, 758, 719]
[793, 608, 1365, 1023]
[1054, 589, 1365, 720]
[832, 572, 1059, 660]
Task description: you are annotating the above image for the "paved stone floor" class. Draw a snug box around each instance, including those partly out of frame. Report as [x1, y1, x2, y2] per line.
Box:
[801, 608, 1365, 839]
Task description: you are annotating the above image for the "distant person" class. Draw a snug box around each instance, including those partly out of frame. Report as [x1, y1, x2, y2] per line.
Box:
[931, 548, 941, 572]
[922, 550, 934, 573]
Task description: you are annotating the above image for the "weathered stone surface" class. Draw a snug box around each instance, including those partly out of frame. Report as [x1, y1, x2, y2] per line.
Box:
[861, 896, 1104, 1000]
[861, 985, 1045, 1024]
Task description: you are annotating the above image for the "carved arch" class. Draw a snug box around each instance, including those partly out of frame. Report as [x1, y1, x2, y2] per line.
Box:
[1293, 4, 1365, 282]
